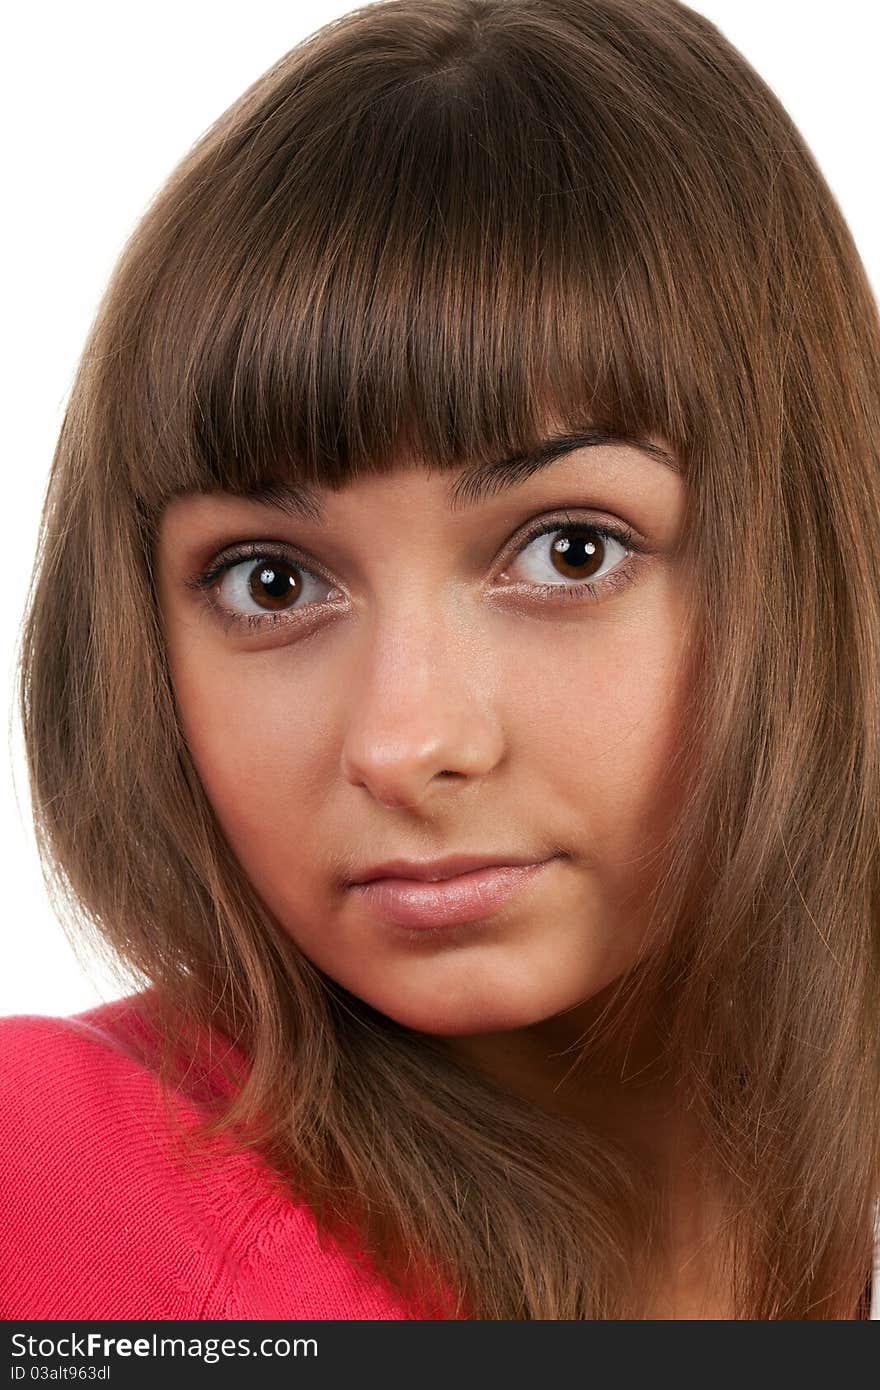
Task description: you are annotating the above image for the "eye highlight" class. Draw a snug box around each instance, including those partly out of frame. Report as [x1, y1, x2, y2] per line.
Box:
[183, 511, 648, 636]
[184, 541, 344, 635]
[496, 514, 643, 605]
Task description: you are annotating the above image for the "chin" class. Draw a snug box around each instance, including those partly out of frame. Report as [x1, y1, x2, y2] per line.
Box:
[368, 990, 572, 1038]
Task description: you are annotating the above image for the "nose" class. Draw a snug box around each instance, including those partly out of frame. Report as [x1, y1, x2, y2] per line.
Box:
[339, 603, 505, 809]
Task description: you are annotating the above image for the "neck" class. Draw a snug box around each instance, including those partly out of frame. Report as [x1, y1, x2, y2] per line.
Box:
[436, 987, 739, 1313]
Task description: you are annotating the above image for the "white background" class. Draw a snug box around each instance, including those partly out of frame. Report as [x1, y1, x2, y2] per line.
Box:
[3, 1, 878, 1019]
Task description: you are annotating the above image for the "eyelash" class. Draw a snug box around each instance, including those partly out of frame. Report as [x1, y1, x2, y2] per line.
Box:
[184, 513, 644, 636]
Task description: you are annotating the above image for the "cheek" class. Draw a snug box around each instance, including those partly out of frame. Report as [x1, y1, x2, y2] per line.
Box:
[526, 610, 690, 892]
[167, 640, 334, 867]
[530, 611, 686, 771]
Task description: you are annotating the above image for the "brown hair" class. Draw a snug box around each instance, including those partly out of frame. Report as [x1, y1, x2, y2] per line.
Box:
[15, 0, 880, 1317]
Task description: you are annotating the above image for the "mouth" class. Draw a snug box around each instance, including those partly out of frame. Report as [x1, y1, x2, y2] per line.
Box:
[350, 851, 553, 884]
[348, 856, 560, 930]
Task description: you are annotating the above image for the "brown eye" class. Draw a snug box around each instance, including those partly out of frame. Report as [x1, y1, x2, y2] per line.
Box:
[546, 527, 606, 581]
[246, 559, 303, 610]
[211, 550, 338, 622]
[506, 522, 631, 590]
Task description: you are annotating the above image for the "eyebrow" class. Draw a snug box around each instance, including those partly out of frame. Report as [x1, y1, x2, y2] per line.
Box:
[237, 428, 682, 523]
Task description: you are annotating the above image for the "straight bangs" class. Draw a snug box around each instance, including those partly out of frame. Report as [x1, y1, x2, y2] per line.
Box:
[96, 0, 769, 525]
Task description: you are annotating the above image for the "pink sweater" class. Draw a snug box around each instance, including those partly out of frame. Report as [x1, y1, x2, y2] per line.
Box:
[0, 991, 419, 1319]
[4, 991, 879, 1319]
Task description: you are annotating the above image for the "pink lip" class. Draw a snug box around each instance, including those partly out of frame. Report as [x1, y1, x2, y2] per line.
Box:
[349, 859, 556, 929]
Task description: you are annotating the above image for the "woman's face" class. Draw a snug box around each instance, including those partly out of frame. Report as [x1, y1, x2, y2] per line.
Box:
[157, 434, 690, 1037]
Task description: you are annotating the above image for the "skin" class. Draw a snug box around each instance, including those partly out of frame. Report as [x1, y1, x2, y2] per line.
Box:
[156, 435, 732, 1313]
[157, 437, 689, 1033]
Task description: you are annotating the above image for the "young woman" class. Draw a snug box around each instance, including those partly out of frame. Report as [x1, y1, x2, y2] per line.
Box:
[3, 0, 879, 1319]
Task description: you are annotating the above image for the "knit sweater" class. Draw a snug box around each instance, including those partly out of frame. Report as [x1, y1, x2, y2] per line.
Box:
[2, 991, 878, 1320]
[0, 990, 416, 1319]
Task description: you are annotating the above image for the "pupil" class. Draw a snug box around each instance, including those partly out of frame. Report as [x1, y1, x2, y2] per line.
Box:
[552, 530, 601, 578]
[250, 562, 299, 609]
